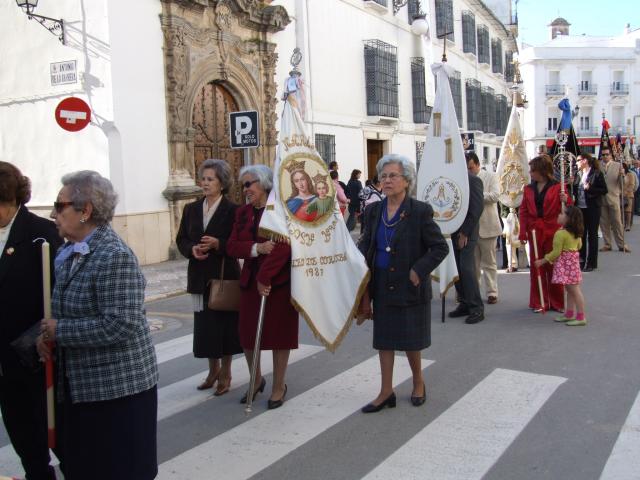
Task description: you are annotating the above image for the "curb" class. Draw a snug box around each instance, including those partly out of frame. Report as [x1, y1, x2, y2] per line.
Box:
[145, 289, 187, 304]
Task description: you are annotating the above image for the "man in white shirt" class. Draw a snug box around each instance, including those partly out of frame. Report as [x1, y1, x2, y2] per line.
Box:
[467, 153, 502, 304]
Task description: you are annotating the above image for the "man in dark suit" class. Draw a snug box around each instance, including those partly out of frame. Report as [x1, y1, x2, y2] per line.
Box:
[0, 161, 63, 479]
[449, 171, 485, 324]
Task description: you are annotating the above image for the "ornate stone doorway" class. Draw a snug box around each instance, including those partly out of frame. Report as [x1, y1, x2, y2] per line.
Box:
[192, 82, 244, 203]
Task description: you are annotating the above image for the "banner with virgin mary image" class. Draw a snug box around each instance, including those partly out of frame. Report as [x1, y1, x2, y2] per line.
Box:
[416, 62, 469, 296]
[259, 72, 369, 352]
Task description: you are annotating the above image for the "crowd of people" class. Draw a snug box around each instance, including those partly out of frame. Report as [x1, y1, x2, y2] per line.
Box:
[0, 149, 637, 477]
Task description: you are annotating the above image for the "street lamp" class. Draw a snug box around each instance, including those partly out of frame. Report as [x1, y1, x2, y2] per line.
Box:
[15, 0, 65, 44]
[392, 0, 429, 37]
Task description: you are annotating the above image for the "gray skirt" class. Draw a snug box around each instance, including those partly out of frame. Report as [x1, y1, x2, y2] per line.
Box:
[372, 268, 431, 351]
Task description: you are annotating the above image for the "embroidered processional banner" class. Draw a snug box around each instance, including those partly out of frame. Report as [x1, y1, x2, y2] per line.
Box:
[496, 99, 530, 258]
[259, 75, 369, 352]
[416, 63, 469, 296]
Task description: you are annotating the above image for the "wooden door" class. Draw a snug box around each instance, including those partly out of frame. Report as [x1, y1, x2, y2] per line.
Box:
[192, 82, 244, 203]
[367, 139, 384, 180]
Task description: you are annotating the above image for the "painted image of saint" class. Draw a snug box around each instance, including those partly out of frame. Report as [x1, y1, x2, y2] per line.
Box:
[306, 176, 334, 216]
[286, 166, 318, 222]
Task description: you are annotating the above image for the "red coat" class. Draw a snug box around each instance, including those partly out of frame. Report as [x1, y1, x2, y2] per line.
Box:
[519, 182, 571, 311]
[226, 205, 298, 350]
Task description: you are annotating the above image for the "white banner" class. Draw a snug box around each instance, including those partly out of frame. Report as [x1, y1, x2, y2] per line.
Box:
[259, 78, 369, 352]
[416, 63, 469, 296]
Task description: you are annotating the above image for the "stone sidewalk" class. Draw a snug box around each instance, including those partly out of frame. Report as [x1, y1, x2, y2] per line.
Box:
[142, 258, 188, 302]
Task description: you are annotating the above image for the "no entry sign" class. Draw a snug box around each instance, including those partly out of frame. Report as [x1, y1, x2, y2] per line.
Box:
[55, 97, 91, 132]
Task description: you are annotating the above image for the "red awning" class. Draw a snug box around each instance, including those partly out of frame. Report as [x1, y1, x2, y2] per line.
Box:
[545, 136, 629, 148]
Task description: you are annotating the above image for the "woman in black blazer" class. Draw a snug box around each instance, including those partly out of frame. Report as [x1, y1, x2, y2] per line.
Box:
[176, 159, 242, 395]
[0, 161, 62, 479]
[357, 154, 448, 413]
[574, 153, 607, 271]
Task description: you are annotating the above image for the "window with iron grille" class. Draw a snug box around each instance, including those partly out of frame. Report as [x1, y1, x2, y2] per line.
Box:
[315, 134, 336, 165]
[462, 11, 476, 55]
[481, 86, 496, 133]
[449, 70, 462, 124]
[364, 39, 399, 118]
[416, 141, 425, 172]
[411, 57, 432, 124]
[465, 79, 481, 131]
[495, 94, 508, 135]
[407, 0, 420, 23]
[491, 38, 503, 74]
[477, 25, 490, 65]
[504, 51, 514, 83]
[435, 0, 454, 42]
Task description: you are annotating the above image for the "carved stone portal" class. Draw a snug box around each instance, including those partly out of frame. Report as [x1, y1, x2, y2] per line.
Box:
[160, 0, 290, 257]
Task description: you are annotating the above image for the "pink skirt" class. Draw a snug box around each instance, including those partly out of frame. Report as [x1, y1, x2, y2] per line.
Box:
[551, 251, 582, 285]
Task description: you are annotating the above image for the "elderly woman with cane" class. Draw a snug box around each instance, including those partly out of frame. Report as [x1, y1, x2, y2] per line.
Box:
[357, 154, 448, 413]
[0, 161, 62, 480]
[227, 165, 298, 410]
[36, 171, 158, 480]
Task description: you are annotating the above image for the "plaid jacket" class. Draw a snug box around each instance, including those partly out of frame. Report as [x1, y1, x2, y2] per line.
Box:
[52, 224, 158, 403]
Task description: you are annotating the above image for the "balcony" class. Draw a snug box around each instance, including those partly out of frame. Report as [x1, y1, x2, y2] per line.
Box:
[546, 84, 565, 97]
[578, 84, 597, 96]
[363, 0, 388, 13]
[577, 127, 599, 136]
[611, 83, 629, 95]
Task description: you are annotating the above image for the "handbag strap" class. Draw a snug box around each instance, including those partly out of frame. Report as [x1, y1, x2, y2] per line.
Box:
[219, 256, 225, 281]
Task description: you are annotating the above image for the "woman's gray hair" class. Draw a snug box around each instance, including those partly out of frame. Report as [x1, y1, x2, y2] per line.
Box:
[239, 164, 273, 192]
[198, 159, 233, 194]
[61, 170, 118, 225]
[376, 154, 416, 193]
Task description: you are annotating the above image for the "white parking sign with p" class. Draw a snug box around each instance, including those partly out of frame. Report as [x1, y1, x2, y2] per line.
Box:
[229, 111, 259, 149]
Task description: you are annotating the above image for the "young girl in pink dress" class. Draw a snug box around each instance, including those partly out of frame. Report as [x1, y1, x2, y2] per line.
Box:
[534, 206, 587, 326]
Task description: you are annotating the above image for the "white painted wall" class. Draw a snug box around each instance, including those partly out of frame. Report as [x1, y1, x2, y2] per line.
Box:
[0, 0, 169, 215]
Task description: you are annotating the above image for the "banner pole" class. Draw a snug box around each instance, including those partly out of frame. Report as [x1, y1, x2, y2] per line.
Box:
[245, 295, 267, 415]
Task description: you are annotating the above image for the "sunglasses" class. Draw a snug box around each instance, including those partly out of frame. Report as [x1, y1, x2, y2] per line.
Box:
[242, 179, 259, 189]
[53, 201, 75, 213]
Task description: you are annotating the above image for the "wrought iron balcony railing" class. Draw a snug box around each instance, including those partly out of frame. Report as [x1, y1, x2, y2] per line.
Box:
[578, 84, 597, 95]
[545, 84, 565, 96]
[610, 83, 629, 95]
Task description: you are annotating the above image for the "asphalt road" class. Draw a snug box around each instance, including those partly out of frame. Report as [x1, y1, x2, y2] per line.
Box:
[1, 228, 638, 479]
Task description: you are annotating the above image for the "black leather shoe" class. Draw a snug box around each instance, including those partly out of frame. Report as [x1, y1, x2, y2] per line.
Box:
[581, 266, 594, 272]
[267, 384, 287, 410]
[240, 377, 266, 404]
[411, 385, 426, 407]
[448, 306, 470, 318]
[361, 392, 396, 413]
[465, 311, 485, 324]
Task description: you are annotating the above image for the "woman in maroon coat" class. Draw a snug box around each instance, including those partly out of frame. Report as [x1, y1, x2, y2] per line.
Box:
[227, 164, 298, 410]
[519, 155, 571, 312]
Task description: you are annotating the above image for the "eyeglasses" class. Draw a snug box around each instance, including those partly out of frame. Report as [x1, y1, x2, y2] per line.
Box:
[53, 201, 74, 213]
[242, 179, 259, 189]
[380, 173, 403, 181]
[601, 152, 611, 156]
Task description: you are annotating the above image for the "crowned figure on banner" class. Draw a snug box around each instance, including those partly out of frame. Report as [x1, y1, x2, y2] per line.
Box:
[259, 49, 369, 351]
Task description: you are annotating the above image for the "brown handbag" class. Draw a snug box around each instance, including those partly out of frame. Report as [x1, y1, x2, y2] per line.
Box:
[207, 257, 241, 311]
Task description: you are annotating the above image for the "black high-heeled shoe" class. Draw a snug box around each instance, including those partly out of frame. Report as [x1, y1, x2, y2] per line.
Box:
[361, 392, 396, 413]
[267, 384, 287, 410]
[411, 385, 427, 407]
[240, 377, 266, 404]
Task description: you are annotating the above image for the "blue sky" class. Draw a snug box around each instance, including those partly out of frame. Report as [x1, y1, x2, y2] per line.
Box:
[517, 0, 640, 46]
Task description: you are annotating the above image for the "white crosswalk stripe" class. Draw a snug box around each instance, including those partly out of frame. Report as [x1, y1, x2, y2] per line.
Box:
[599, 390, 640, 479]
[362, 368, 566, 480]
[157, 355, 429, 480]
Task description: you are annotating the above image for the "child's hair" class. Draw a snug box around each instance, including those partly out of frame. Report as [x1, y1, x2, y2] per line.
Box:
[563, 205, 584, 239]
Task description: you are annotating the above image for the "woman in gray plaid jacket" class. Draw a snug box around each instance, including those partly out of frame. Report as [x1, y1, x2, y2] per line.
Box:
[37, 171, 158, 480]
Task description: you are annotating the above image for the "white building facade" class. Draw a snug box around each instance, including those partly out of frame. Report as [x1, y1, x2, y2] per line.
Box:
[1, 0, 515, 264]
[519, 20, 640, 158]
[272, 0, 518, 176]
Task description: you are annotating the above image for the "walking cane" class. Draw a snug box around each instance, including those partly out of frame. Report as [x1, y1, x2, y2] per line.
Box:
[245, 294, 267, 415]
[39, 240, 56, 449]
[531, 229, 546, 313]
[620, 172, 626, 249]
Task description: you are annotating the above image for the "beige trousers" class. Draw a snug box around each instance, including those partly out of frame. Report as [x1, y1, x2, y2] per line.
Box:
[475, 237, 499, 297]
[600, 200, 624, 249]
